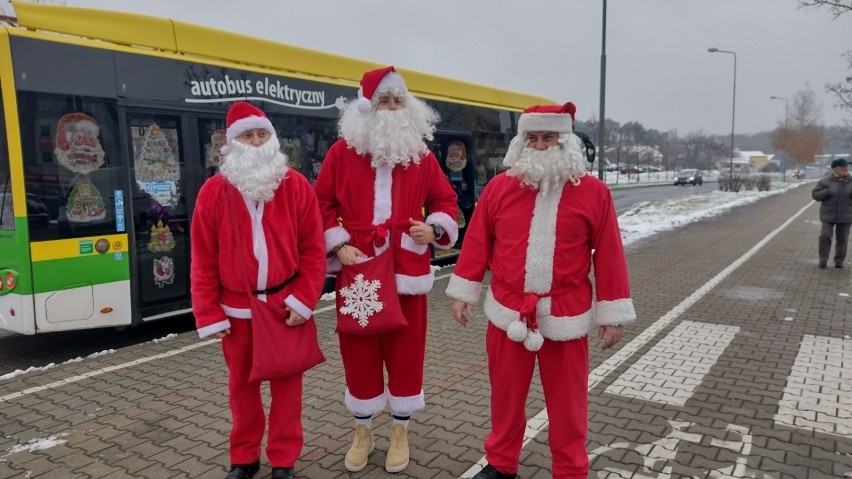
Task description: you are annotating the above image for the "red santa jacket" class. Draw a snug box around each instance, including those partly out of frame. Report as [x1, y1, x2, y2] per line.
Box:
[191, 171, 326, 338]
[447, 173, 636, 344]
[314, 139, 459, 295]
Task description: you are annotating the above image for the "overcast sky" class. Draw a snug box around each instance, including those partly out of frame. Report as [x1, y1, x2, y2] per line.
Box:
[29, 1, 852, 136]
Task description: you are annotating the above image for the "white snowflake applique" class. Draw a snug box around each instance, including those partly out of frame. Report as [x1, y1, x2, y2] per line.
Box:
[339, 273, 385, 328]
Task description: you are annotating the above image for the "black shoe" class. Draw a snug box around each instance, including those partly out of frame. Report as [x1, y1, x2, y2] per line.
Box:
[270, 467, 294, 479]
[473, 464, 517, 479]
[225, 461, 260, 479]
[819, 261, 827, 269]
[836, 262, 844, 268]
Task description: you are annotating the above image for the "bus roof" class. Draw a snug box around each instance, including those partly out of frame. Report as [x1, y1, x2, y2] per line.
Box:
[10, 1, 554, 111]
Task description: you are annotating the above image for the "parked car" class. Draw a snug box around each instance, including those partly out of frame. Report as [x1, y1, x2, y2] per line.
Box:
[674, 169, 703, 186]
[620, 166, 645, 174]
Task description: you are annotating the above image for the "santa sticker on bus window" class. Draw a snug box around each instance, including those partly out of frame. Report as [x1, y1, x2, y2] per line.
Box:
[153, 255, 175, 288]
[135, 123, 180, 207]
[54, 113, 106, 175]
[446, 140, 468, 173]
[65, 177, 107, 223]
[205, 128, 226, 170]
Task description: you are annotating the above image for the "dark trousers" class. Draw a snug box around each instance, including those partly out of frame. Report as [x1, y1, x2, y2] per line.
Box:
[819, 222, 851, 264]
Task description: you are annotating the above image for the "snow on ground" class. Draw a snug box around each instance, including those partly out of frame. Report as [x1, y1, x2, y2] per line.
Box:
[3, 434, 68, 456]
[0, 348, 117, 381]
[619, 181, 806, 247]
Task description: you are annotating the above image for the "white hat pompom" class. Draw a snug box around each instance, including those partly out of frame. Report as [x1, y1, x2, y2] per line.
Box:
[524, 330, 544, 352]
[507, 320, 528, 342]
[356, 97, 373, 113]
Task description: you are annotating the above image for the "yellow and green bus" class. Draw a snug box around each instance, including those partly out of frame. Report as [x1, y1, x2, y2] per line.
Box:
[0, 1, 552, 334]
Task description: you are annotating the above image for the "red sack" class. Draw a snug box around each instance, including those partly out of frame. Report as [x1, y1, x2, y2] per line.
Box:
[248, 297, 325, 382]
[335, 250, 407, 335]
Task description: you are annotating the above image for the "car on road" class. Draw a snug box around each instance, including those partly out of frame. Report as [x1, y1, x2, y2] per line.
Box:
[674, 169, 703, 186]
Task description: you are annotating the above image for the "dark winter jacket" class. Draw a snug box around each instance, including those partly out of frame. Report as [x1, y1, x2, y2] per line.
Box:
[812, 173, 852, 224]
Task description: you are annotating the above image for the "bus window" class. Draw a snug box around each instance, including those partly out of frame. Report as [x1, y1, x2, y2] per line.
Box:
[266, 114, 337, 184]
[17, 93, 123, 241]
[0, 87, 12, 231]
[127, 113, 189, 308]
[198, 117, 226, 179]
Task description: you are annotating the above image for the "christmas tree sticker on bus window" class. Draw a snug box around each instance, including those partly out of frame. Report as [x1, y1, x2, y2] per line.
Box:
[134, 123, 181, 208]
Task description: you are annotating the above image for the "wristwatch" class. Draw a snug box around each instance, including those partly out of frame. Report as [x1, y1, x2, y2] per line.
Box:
[430, 223, 444, 239]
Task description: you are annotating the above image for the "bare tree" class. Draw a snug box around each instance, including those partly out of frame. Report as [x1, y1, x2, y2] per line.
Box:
[798, 0, 852, 18]
[771, 87, 825, 165]
[825, 52, 852, 114]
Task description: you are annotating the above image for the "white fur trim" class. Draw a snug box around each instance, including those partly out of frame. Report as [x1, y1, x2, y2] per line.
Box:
[197, 319, 231, 338]
[400, 232, 429, 255]
[387, 390, 425, 414]
[284, 294, 312, 320]
[483, 288, 592, 341]
[327, 256, 342, 274]
[518, 112, 573, 134]
[324, 226, 351, 253]
[376, 71, 407, 97]
[445, 274, 482, 304]
[372, 240, 391, 257]
[373, 164, 393, 224]
[221, 303, 250, 319]
[244, 198, 269, 294]
[425, 211, 459, 248]
[594, 298, 637, 325]
[522, 184, 564, 323]
[225, 116, 276, 143]
[395, 273, 434, 295]
[345, 389, 387, 416]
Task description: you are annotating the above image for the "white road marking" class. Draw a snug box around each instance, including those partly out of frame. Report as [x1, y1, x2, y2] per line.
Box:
[775, 334, 851, 437]
[604, 321, 739, 406]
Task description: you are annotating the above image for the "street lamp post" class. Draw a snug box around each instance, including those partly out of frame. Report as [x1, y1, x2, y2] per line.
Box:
[770, 95, 788, 181]
[708, 47, 737, 183]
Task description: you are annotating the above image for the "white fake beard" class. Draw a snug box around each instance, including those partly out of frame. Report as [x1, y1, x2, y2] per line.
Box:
[341, 109, 429, 168]
[505, 140, 587, 193]
[219, 136, 288, 203]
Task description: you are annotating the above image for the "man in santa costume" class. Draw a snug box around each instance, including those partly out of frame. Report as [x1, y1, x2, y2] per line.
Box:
[446, 102, 636, 479]
[314, 66, 458, 473]
[191, 102, 326, 479]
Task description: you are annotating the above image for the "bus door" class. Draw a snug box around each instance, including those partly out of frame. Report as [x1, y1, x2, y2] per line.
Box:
[123, 111, 191, 319]
[430, 132, 475, 252]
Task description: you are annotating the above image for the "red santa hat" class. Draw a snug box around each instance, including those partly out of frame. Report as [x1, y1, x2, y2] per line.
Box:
[224, 101, 276, 144]
[356, 66, 408, 113]
[517, 102, 576, 135]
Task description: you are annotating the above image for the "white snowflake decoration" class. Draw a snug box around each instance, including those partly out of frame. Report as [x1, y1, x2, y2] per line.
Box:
[339, 273, 385, 328]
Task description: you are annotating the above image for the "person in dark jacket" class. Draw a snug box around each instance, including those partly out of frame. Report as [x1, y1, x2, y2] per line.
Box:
[811, 158, 852, 268]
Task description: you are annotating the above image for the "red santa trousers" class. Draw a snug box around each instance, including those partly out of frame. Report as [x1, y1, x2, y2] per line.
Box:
[221, 318, 304, 467]
[484, 323, 590, 478]
[338, 294, 427, 413]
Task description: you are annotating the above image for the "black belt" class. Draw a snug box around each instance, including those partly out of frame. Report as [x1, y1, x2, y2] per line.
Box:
[253, 271, 299, 295]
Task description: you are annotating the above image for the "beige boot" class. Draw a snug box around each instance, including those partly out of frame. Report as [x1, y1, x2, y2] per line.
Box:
[385, 424, 410, 473]
[344, 425, 374, 472]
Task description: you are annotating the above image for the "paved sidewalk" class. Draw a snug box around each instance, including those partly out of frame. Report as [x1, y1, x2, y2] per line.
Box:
[0, 184, 850, 478]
